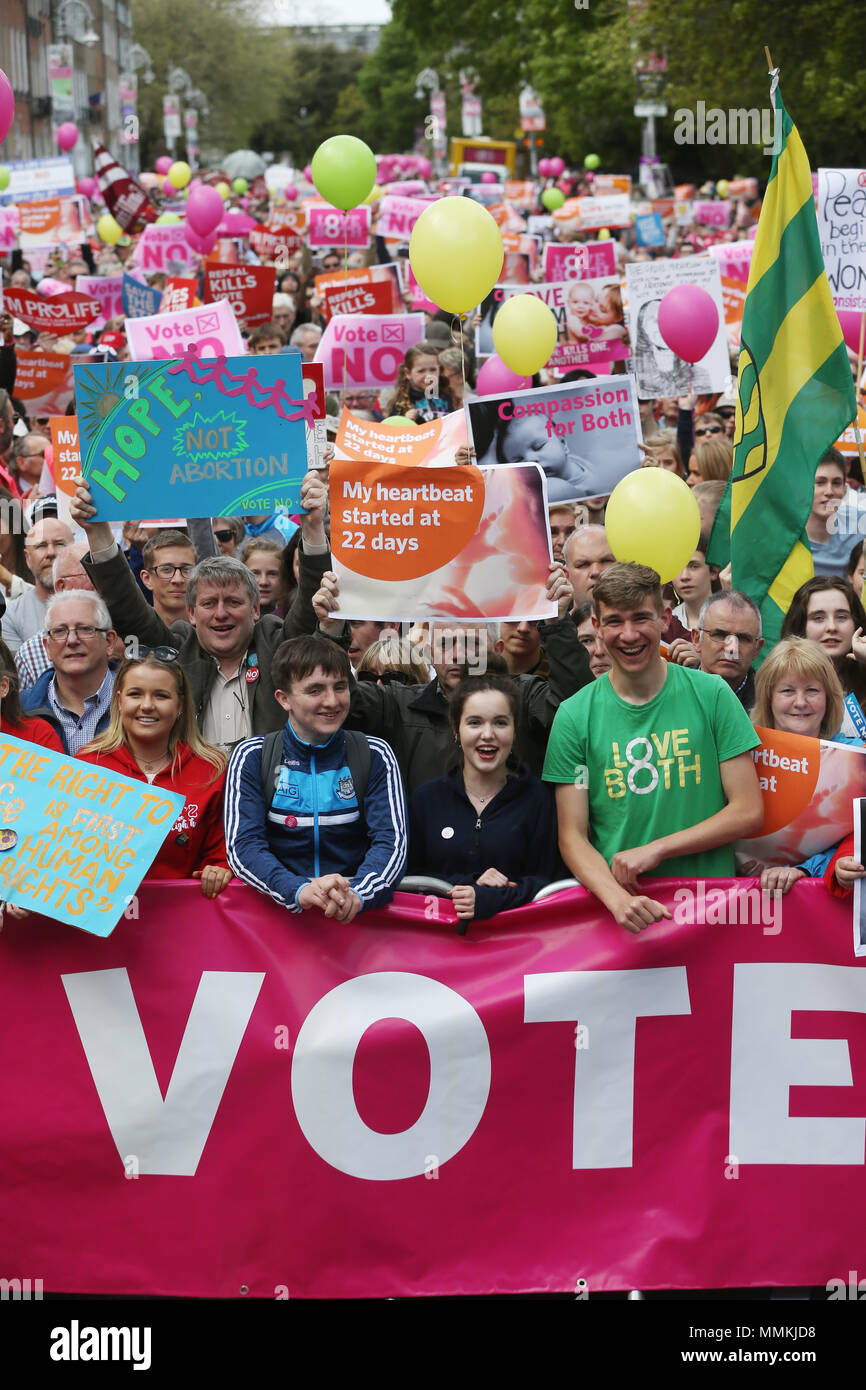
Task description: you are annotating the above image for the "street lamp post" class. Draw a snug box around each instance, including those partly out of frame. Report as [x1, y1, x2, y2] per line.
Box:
[118, 41, 153, 172]
[53, 0, 100, 175]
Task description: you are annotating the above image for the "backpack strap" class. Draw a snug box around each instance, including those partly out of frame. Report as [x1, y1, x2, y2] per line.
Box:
[259, 729, 284, 803]
[343, 727, 371, 808]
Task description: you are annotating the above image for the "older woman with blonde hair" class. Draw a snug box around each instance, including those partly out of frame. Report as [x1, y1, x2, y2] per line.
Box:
[355, 635, 429, 686]
[752, 637, 861, 896]
[687, 436, 734, 487]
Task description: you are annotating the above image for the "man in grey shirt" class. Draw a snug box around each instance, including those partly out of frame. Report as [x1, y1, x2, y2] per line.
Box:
[1, 516, 73, 654]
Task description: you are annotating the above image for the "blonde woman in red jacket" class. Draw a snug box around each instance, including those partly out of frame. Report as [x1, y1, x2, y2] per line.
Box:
[79, 650, 231, 897]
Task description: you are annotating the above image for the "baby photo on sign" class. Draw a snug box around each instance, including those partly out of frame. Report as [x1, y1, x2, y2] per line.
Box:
[625, 257, 729, 398]
[465, 376, 642, 504]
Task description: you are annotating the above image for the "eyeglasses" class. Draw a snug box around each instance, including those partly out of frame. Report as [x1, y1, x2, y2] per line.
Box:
[46, 624, 109, 643]
[136, 645, 179, 662]
[695, 425, 723, 436]
[699, 628, 759, 648]
[213, 530, 234, 543]
[357, 669, 413, 686]
[151, 563, 195, 579]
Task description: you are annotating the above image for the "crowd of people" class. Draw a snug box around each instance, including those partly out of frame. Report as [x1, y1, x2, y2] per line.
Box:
[0, 158, 863, 934]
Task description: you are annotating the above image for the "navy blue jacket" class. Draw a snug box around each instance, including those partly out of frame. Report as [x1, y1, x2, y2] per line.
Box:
[225, 718, 407, 913]
[408, 766, 564, 918]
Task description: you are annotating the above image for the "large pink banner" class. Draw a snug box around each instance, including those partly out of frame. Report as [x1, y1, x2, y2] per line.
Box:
[2, 880, 865, 1298]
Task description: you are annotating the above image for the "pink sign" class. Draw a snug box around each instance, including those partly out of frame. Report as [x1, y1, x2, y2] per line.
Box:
[0, 207, 18, 252]
[314, 311, 425, 391]
[693, 200, 732, 228]
[377, 194, 437, 240]
[74, 273, 123, 328]
[543, 241, 617, 281]
[307, 204, 371, 249]
[131, 223, 194, 275]
[1, 880, 864, 1297]
[707, 240, 754, 283]
[125, 298, 245, 361]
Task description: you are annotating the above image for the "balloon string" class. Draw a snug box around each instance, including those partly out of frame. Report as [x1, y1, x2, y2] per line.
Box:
[341, 214, 349, 405]
[451, 313, 466, 409]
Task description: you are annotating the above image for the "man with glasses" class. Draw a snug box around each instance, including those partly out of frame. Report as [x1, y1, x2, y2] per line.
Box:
[667, 590, 764, 710]
[2, 516, 73, 654]
[10, 433, 47, 498]
[139, 529, 198, 627]
[21, 590, 116, 754]
[321, 251, 342, 273]
[692, 412, 726, 442]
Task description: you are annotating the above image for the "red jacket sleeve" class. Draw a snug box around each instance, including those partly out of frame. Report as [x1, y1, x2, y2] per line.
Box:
[194, 770, 230, 874]
[824, 832, 856, 898]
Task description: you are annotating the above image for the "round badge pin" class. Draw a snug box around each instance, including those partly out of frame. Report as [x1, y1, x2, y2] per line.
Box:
[0, 829, 17, 851]
[284, 815, 297, 828]
[245, 667, 260, 683]
[441, 826, 455, 839]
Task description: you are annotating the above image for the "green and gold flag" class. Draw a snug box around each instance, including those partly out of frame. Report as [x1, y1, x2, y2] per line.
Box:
[707, 76, 856, 656]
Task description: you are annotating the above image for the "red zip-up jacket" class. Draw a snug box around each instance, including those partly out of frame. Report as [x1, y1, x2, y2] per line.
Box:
[824, 834, 856, 899]
[78, 741, 229, 879]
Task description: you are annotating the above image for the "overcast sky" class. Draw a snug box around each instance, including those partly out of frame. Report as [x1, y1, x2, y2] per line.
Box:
[259, 0, 393, 23]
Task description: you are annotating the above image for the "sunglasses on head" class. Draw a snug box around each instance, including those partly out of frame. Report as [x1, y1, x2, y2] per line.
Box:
[213, 529, 235, 543]
[357, 669, 412, 686]
[135, 645, 180, 662]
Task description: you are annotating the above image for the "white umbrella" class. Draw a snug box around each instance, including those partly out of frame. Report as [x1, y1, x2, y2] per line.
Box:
[223, 150, 267, 181]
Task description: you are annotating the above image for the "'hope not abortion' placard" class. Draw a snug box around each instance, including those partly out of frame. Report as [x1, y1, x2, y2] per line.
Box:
[73, 353, 315, 523]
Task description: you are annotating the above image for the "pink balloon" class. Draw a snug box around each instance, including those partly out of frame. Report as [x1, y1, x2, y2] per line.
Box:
[189, 177, 202, 192]
[37, 277, 68, 298]
[186, 184, 224, 237]
[476, 355, 532, 395]
[184, 224, 206, 251]
[538, 158, 552, 179]
[657, 284, 720, 363]
[548, 156, 566, 177]
[303, 164, 313, 182]
[56, 122, 78, 152]
[155, 156, 173, 175]
[481, 171, 497, 185]
[285, 183, 298, 201]
[838, 310, 866, 355]
[0, 68, 14, 145]
[416, 157, 432, 180]
[78, 175, 97, 199]
[199, 231, 218, 254]
[240, 196, 250, 210]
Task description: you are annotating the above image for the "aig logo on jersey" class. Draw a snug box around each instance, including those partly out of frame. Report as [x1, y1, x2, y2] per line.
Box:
[604, 730, 702, 799]
[336, 775, 356, 801]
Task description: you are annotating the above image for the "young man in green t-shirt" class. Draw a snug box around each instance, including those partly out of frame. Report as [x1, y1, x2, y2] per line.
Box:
[543, 562, 763, 934]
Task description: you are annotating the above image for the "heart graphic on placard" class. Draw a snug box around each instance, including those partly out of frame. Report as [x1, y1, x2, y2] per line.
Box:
[330, 460, 485, 582]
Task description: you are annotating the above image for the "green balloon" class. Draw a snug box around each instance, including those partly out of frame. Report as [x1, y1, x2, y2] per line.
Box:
[156, 212, 181, 225]
[584, 153, 601, 170]
[0, 166, 9, 192]
[383, 416, 417, 429]
[542, 187, 565, 211]
[311, 135, 376, 211]
[232, 177, 248, 194]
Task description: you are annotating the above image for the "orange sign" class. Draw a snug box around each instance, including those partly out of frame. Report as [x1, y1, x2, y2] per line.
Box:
[593, 174, 632, 196]
[504, 180, 536, 209]
[751, 727, 820, 836]
[835, 403, 866, 457]
[330, 458, 485, 582]
[49, 416, 79, 526]
[720, 275, 746, 326]
[13, 350, 72, 400]
[336, 410, 443, 465]
[17, 198, 61, 237]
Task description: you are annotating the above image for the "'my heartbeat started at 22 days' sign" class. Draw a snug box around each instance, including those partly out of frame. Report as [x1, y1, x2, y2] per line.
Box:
[73, 353, 315, 523]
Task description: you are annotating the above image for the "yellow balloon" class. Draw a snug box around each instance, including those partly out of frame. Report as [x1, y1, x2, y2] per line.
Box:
[597, 227, 611, 240]
[604, 468, 701, 583]
[716, 178, 730, 198]
[364, 183, 382, 204]
[167, 160, 191, 189]
[97, 213, 123, 245]
[492, 294, 558, 376]
[409, 197, 503, 314]
[216, 181, 231, 199]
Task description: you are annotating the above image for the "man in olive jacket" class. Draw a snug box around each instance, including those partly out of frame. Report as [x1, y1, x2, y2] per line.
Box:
[71, 473, 329, 753]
